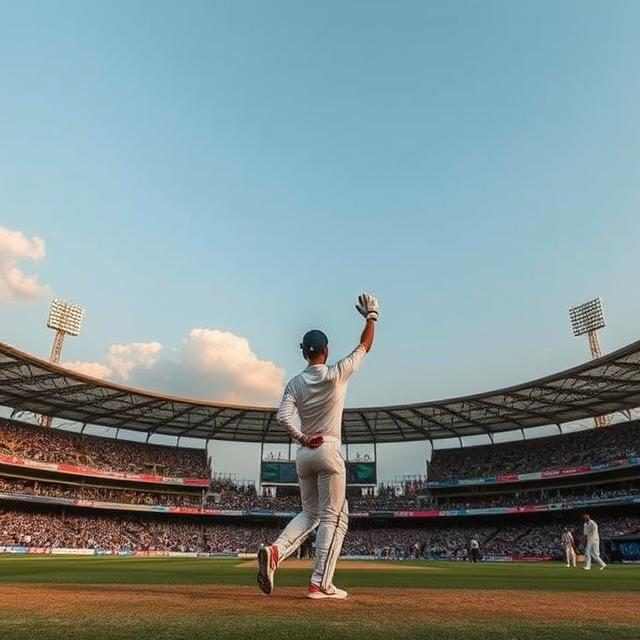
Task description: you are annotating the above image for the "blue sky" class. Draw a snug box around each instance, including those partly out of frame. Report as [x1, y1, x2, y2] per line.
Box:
[1, 1, 640, 481]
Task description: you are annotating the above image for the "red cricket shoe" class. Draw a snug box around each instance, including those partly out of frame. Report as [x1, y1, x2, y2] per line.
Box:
[306, 583, 348, 600]
[257, 545, 279, 595]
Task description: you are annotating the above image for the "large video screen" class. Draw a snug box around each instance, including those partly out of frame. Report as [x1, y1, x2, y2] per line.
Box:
[346, 461, 377, 485]
[260, 461, 298, 484]
[261, 460, 377, 485]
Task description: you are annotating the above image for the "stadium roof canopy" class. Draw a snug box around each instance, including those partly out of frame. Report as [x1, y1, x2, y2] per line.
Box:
[1, 340, 640, 444]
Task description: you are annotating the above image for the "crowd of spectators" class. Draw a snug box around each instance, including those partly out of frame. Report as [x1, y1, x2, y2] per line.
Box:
[2, 418, 640, 519]
[1, 506, 639, 557]
[0, 475, 411, 512]
[205, 480, 640, 513]
[0, 421, 208, 478]
[207, 491, 302, 511]
[0, 477, 205, 508]
[1, 474, 637, 513]
[0, 509, 277, 553]
[429, 420, 640, 482]
[348, 491, 419, 512]
[425, 482, 640, 510]
[343, 515, 640, 559]
[207, 481, 420, 512]
[399, 478, 429, 495]
[343, 524, 511, 559]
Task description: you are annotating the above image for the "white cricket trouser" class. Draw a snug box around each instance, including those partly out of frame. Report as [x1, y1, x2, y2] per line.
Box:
[564, 544, 576, 567]
[272, 438, 348, 589]
[584, 539, 605, 569]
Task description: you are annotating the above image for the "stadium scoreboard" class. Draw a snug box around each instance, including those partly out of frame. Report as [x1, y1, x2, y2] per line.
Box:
[261, 460, 377, 486]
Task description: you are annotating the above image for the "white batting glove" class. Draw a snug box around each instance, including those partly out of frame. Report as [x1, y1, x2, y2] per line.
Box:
[355, 292, 379, 321]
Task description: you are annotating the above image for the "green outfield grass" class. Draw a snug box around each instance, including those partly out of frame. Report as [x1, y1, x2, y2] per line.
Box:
[0, 555, 637, 591]
[0, 557, 637, 640]
[1, 616, 638, 640]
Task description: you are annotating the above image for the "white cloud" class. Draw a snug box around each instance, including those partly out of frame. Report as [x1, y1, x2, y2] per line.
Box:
[62, 360, 113, 380]
[0, 225, 50, 302]
[105, 341, 164, 380]
[178, 328, 285, 403]
[62, 341, 164, 381]
[61, 330, 285, 405]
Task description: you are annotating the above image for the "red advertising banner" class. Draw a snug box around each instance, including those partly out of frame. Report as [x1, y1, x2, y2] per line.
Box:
[0, 454, 209, 487]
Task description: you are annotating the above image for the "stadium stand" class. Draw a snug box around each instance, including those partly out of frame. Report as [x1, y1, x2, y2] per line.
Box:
[1, 416, 640, 561]
[2, 506, 638, 559]
[0, 508, 278, 553]
[0, 477, 205, 508]
[204, 480, 640, 512]
[429, 420, 640, 482]
[0, 420, 208, 478]
[206, 481, 421, 511]
[0, 474, 637, 512]
[343, 515, 640, 560]
[425, 482, 640, 510]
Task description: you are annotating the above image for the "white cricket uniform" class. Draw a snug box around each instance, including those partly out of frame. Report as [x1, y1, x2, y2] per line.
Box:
[583, 519, 605, 569]
[273, 344, 367, 589]
[562, 531, 576, 567]
[470, 538, 480, 562]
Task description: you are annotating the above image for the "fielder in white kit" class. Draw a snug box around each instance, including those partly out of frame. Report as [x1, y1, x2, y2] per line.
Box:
[561, 527, 576, 568]
[257, 293, 379, 599]
[582, 513, 606, 571]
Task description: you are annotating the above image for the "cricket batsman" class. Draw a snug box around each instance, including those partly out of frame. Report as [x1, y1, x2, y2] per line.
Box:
[561, 527, 576, 568]
[582, 513, 606, 571]
[257, 292, 379, 599]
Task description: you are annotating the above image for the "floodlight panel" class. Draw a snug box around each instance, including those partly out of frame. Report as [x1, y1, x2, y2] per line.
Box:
[569, 298, 605, 336]
[47, 298, 85, 336]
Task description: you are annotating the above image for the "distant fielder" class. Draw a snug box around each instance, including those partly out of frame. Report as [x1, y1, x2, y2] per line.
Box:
[561, 527, 576, 568]
[582, 513, 606, 571]
[257, 293, 379, 599]
[470, 537, 480, 563]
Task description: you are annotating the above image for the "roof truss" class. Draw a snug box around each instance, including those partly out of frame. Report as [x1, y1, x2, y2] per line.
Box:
[1, 339, 640, 444]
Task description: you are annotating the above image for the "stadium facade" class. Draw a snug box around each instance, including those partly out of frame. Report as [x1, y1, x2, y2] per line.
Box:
[1, 339, 640, 562]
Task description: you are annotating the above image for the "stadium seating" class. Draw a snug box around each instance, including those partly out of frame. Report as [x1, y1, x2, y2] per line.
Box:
[425, 482, 640, 510]
[0, 475, 637, 512]
[0, 508, 278, 553]
[343, 515, 640, 559]
[2, 418, 640, 561]
[2, 506, 638, 558]
[0, 420, 208, 478]
[429, 420, 640, 482]
[0, 477, 205, 508]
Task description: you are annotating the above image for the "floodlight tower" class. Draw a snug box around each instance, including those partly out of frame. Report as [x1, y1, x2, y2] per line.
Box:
[568, 297, 609, 428]
[41, 298, 85, 427]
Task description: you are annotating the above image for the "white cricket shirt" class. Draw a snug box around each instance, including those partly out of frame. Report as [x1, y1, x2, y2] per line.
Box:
[583, 520, 599, 542]
[562, 532, 574, 547]
[276, 344, 367, 443]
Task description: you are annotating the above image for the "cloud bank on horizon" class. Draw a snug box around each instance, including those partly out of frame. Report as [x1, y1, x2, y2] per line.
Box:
[2, 224, 285, 406]
[63, 341, 163, 382]
[63, 328, 285, 406]
[0, 226, 50, 302]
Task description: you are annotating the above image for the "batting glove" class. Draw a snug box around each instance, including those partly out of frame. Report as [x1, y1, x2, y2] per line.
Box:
[355, 292, 379, 321]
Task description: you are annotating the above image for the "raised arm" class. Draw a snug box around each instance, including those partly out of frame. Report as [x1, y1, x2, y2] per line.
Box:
[359, 318, 376, 353]
[330, 293, 379, 382]
[355, 293, 379, 353]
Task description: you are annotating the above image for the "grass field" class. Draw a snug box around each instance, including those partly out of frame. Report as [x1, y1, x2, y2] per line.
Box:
[0, 556, 638, 639]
